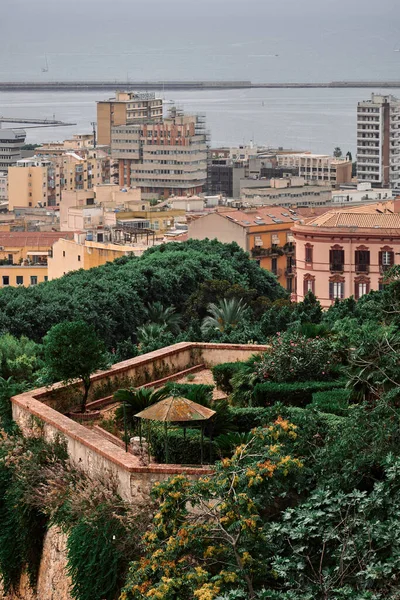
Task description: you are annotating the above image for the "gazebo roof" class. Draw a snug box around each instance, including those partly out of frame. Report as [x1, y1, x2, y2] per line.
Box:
[135, 396, 216, 423]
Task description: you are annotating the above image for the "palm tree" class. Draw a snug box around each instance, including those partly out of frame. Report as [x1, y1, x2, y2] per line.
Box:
[137, 323, 167, 347]
[114, 386, 168, 430]
[144, 302, 182, 335]
[201, 298, 247, 335]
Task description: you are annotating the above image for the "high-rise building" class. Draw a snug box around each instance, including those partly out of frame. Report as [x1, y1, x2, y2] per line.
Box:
[111, 108, 208, 199]
[97, 91, 163, 146]
[357, 93, 400, 190]
[0, 129, 26, 170]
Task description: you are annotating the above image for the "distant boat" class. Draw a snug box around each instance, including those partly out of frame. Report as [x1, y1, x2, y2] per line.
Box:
[41, 55, 49, 73]
[394, 49, 400, 53]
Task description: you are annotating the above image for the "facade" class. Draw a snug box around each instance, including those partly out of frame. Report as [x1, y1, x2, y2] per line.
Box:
[188, 206, 302, 290]
[0, 129, 26, 170]
[357, 93, 400, 189]
[97, 91, 163, 146]
[293, 202, 400, 308]
[241, 178, 332, 208]
[332, 182, 393, 205]
[0, 231, 74, 287]
[277, 153, 352, 186]
[112, 109, 208, 199]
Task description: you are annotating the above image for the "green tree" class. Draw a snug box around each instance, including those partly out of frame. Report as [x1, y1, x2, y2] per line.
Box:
[113, 386, 169, 430]
[333, 146, 342, 158]
[201, 298, 248, 335]
[144, 302, 182, 335]
[43, 321, 107, 412]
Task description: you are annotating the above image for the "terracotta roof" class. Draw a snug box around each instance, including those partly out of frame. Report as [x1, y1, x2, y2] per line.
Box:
[217, 206, 303, 227]
[0, 232, 75, 248]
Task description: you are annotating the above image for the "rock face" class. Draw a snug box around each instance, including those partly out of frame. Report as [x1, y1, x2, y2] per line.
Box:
[0, 527, 73, 600]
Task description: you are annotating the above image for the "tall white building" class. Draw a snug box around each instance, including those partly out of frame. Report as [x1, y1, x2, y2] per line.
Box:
[357, 94, 400, 190]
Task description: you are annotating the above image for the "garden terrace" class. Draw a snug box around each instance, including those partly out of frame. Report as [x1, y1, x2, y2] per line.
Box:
[11, 342, 269, 503]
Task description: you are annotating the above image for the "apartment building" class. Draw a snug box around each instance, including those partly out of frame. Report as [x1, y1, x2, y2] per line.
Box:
[8, 152, 110, 210]
[111, 109, 208, 199]
[293, 201, 400, 308]
[277, 153, 352, 186]
[357, 93, 400, 189]
[189, 206, 302, 291]
[0, 129, 26, 170]
[97, 91, 163, 146]
[331, 182, 393, 205]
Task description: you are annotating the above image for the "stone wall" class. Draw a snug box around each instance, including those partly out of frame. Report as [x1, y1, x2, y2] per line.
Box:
[0, 527, 72, 600]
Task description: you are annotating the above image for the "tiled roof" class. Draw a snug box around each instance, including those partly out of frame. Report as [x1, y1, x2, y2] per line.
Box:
[0, 232, 75, 248]
[301, 202, 400, 230]
[217, 206, 303, 227]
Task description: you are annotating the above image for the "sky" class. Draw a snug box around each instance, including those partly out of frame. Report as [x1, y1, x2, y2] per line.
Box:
[1, 0, 400, 82]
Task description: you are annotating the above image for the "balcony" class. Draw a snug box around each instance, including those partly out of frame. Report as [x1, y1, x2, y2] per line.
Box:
[283, 242, 295, 256]
[330, 263, 344, 273]
[355, 264, 369, 274]
[285, 266, 296, 277]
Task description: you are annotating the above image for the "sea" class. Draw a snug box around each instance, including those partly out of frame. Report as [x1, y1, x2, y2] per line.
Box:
[1, 0, 400, 155]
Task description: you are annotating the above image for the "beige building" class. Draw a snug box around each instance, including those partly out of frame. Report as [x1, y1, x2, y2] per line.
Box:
[277, 153, 352, 186]
[0, 172, 7, 201]
[8, 151, 110, 210]
[0, 129, 26, 170]
[97, 91, 163, 146]
[112, 108, 208, 199]
[48, 235, 148, 280]
[241, 177, 332, 208]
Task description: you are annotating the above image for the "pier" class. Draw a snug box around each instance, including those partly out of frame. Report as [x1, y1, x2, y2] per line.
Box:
[1, 80, 400, 92]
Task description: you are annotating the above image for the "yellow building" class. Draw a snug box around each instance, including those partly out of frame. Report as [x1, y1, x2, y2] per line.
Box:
[48, 236, 148, 280]
[115, 208, 185, 233]
[188, 206, 301, 292]
[0, 231, 75, 288]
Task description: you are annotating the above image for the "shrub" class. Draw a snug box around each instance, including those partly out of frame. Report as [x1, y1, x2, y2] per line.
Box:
[212, 362, 246, 394]
[150, 426, 218, 465]
[163, 382, 214, 404]
[229, 406, 276, 431]
[256, 332, 337, 383]
[310, 389, 351, 416]
[252, 379, 347, 407]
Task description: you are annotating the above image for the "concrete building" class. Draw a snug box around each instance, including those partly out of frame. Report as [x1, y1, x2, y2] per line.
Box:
[112, 108, 208, 199]
[332, 182, 393, 205]
[357, 93, 400, 189]
[97, 91, 163, 146]
[277, 153, 352, 186]
[0, 231, 75, 288]
[0, 129, 26, 170]
[241, 177, 332, 208]
[293, 201, 400, 308]
[189, 206, 302, 291]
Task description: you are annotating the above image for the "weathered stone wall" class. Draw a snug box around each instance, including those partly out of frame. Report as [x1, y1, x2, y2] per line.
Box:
[0, 527, 72, 600]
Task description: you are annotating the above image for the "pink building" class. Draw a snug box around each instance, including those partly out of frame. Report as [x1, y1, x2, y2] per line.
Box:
[293, 202, 400, 308]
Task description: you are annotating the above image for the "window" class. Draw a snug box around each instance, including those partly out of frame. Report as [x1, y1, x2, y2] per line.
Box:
[286, 278, 293, 293]
[305, 245, 313, 263]
[358, 282, 367, 298]
[63, 251, 65, 257]
[380, 249, 394, 272]
[303, 276, 315, 296]
[271, 257, 278, 276]
[329, 281, 344, 300]
[355, 249, 370, 273]
[30, 276, 37, 286]
[78, 255, 81, 262]
[44, 276, 48, 282]
[329, 248, 344, 272]
[16, 276, 23, 285]
[2, 276, 9, 286]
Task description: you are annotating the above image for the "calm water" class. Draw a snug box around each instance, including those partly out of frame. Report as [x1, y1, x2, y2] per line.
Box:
[1, 88, 399, 155]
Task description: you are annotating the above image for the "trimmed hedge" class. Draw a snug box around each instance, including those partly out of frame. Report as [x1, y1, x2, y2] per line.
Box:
[150, 426, 218, 465]
[252, 379, 347, 407]
[229, 407, 274, 432]
[212, 362, 246, 394]
[310, 389, 351, 416]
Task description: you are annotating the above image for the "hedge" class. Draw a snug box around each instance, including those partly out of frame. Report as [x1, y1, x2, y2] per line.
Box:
[212, 362, 246, 394]
[229, 407, 275, 432]
[310, 389, 351, 416]
[163, 382, 214, 404]
[150, 426, 218, 465]
[252, 379, 348, 407]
